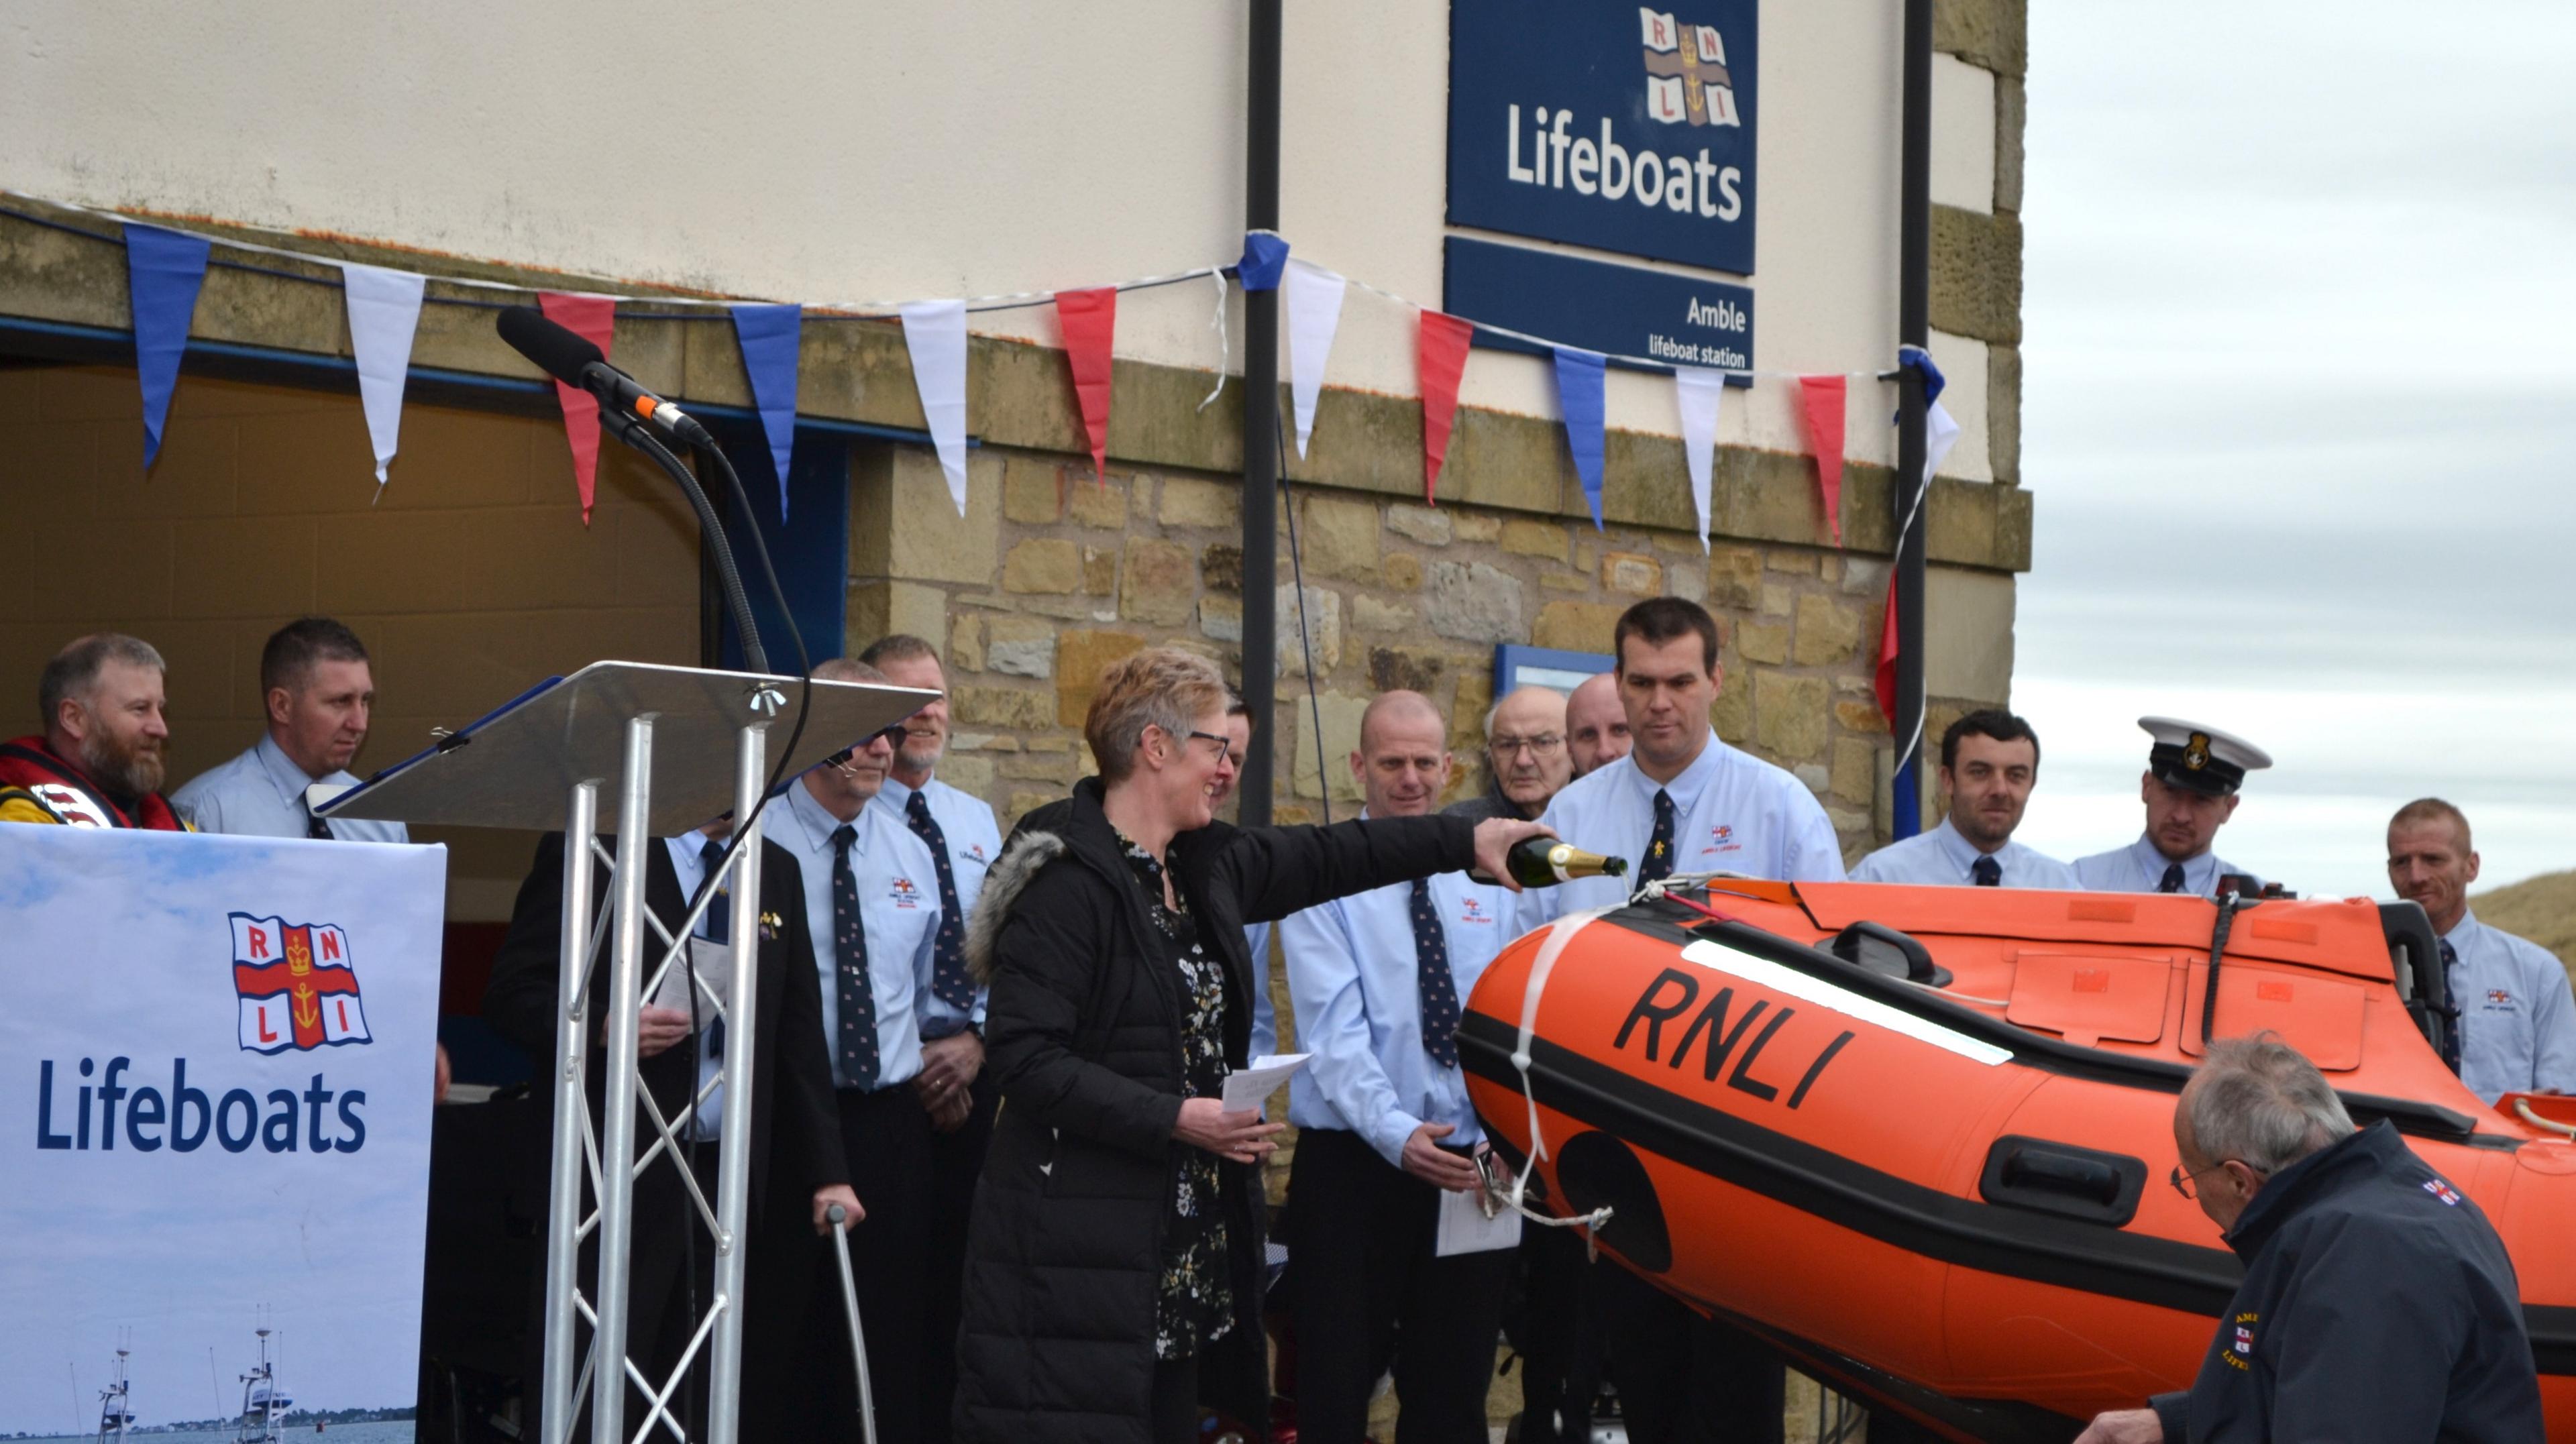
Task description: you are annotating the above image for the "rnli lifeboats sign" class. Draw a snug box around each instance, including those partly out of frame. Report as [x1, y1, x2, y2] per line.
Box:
[1446, 1, 1759, 276]
[0, 825, 443, 1433]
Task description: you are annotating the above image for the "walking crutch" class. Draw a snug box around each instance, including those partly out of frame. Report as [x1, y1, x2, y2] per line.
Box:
[824, 1204, 879, 1444]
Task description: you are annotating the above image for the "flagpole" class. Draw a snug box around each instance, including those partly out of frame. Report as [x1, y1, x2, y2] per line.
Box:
[1239, 0, 1282, 828]
[1891, 0, 1932, 840]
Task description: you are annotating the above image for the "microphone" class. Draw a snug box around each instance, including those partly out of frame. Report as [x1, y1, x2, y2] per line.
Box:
[496, 305, 716, 449]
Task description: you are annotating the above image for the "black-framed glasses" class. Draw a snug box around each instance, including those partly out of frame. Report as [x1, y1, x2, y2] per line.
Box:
[1184, 729, 1234, 759]
[822, 720, 910, 769]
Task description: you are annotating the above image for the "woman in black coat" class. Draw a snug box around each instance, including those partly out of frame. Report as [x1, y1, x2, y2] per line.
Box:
[952, 650, 1545, 1444]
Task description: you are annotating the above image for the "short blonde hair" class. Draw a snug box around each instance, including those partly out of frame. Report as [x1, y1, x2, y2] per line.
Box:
[1085, 648, 1230, 783]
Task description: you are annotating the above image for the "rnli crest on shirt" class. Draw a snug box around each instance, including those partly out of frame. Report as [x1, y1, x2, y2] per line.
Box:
[2487, 989, 2514, 1007]
[1703, 822, 1739, 856]
[2423, 1178, 2462, 1207]
[1458, 897, 1494, 926]
[889, 877, 922, 909]
[2224, 1313, 2257, 1370]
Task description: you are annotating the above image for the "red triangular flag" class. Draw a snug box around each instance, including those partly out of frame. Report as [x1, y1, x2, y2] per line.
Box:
[1796, 374, 1848, 544]
[538, 291, 618, 522]
[1874, 574, 1901, 725]
[1054, 287, 1117, 482]
[1417, 310, 1474, 504]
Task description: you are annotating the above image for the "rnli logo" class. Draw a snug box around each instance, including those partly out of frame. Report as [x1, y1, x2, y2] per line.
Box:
[967, 843, 988, 863]
[32, 783, 111, 828]
[1459, 898, 1494, 926]
[890, 877, 922, 909]
[2487, 989, 2514, 1006]
[2184, 733, 2212, 771]
[2423, 1178, 2462, 1207]
[230, 913, 371, 1054]
[2224, 1313, 2258, 1371]
[1705, 822, 1740, 854]
[1640, 11, 1741, 128]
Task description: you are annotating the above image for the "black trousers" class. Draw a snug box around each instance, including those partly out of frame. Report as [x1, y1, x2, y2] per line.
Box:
[920, 1068, 998, 1444]
[1513, 1222, 1605, 1444]
[1597, 1266, 1783, 1444]
[1150, 1354, 1203, 1444]
[1287, 1127, 1515, 1444]
[773, 1082, 934, 1444]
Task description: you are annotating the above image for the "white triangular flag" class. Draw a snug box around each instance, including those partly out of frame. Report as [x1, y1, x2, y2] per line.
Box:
[900, 298, 971, 515]
[1283, 259, 1346, 458]
[1924, 397, 1962, 485]
[1672, 366, 1728, 553]
[341, 264, 425, 488]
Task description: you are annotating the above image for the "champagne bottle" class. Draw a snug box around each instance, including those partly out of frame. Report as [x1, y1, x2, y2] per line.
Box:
[1473, 837, 1629, 889]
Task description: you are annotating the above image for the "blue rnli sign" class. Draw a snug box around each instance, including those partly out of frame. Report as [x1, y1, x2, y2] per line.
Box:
[1446, 1, 1759, 276]
[1444, 237, 1754, 378]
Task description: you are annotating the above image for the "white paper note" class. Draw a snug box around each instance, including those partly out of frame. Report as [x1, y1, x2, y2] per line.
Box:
[650, 936, 734, 1031]
[1436, 1182, 1523, 1256]
[1220, 1052, 1311, 1113]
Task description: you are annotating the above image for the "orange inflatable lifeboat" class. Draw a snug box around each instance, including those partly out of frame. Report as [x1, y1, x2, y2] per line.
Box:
[1459, 880, 2576, 1441]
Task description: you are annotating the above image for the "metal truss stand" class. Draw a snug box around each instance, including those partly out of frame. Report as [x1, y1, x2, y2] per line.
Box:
[320, 661, 935, 1444]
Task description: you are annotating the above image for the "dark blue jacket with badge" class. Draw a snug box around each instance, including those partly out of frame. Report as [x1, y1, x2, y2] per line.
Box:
[2150, 1119, 2542, 1443]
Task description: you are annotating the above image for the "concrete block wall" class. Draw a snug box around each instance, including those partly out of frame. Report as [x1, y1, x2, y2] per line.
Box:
[0, 364, 701, 920]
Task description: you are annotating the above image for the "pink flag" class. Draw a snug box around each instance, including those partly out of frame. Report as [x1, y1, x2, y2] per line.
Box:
[1417, 311, 1474, 504]
[1054, 287, 1117, 482]
[538, 291, 617, 522]
[1874, 576, 1901, 726]
[1796, 374, 1848, 544]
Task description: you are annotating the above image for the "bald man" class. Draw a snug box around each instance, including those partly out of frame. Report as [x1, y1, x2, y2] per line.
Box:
[1284, 690, 1524, 1444]
[1564, 671, 1631, 777]
[1446, 685, 1573, 824]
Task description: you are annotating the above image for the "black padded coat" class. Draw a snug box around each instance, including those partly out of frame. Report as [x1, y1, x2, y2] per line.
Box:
[952, 778, 1477, 1444]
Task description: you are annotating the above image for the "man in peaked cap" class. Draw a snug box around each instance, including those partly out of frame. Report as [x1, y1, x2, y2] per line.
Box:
[2073, 718, 2271, 896]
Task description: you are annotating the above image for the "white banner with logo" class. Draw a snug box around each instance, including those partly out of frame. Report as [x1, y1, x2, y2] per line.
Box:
[0, 825, 444, 1439]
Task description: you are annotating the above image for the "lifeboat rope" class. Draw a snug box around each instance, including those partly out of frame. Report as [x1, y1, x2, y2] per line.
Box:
[1497, 906, 1625, 1239]
[2515, 1099, 2576, 1140]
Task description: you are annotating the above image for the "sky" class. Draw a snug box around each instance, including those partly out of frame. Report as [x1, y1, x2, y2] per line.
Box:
[2004, 2, 2576, 900]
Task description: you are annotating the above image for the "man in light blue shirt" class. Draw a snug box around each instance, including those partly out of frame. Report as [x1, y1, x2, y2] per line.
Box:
[1527, 597, 1845, 931]
[2074, 718, 2270, 896]
[1283, 689, 1523, 1444]
[858, 633, 1003, 1444]
[768, 657, 946, 1444]
[2387, 798, 2576, 1103]
[173, 617, 406, 844]
[1853, 710, 2079, 889]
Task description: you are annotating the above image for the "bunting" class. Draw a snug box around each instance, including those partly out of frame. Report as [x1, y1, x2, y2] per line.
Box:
[1238, 231, 1291, 292]
[731, 302, 802, 520]
[122, 224, 211, 469]
[341, 265, 425, 490]
[1552, 347, 1607, 531]
[537, 291, 617, 522]
[899, 298, 970, 516]
[1053, 286, 1117, 482]
[1416, 310, 1474, 504]
[1672, 366, 1727, 553]
[1876, 580, 1902, 726]
[1795, 374, 1848, 545]
[1283, 259, 1346, 459]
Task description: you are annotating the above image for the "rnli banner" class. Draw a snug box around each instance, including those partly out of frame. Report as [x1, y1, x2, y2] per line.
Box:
[0, 824, 443, 1437]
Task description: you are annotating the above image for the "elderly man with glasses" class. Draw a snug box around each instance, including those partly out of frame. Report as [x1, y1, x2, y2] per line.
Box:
[1443, 685, 1573, 825]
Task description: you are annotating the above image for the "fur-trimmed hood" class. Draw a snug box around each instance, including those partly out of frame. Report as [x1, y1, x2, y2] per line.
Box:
[965, 827, 1067, 984]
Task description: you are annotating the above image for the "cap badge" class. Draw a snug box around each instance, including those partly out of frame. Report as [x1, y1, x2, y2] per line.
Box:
[2184, 732, 2212, 771]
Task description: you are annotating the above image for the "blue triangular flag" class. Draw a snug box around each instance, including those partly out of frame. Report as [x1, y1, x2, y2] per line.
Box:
[1552, 346, 1607, 530]
[1238, 230, 1291, 292]
[729, 302, 802, 520]
[124, 224, 211, 468]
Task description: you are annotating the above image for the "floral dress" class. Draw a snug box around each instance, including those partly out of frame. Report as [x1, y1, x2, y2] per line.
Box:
[1117, 830, 1236, 1362]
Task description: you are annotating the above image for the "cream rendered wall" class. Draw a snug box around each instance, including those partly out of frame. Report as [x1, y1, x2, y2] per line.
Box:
[1, 0, 1986, 474]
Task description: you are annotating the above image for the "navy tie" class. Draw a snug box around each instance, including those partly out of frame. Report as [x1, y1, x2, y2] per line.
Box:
[696, 837, 732, 1062]
[1971, 854, 2002, 887]
[1412, 879, 1460, 1069]
[904, 790, 977, 1012]
[303, 796, 333, 841]
[1639, 789, 1678, 885]
[2157, 862, 2186, 894]
[2438, 938, 2463, 1074]
[831, 824, 881, 1089]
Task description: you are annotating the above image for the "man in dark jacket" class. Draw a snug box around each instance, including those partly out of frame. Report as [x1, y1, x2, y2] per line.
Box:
[2075, 1036, 2542, 1443]
[483, 823, 857, 1441]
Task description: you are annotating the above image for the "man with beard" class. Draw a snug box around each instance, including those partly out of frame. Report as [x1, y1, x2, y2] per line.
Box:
[0, 634, 190, 830]
[2385, 797, 2576, 1102]
[1852, 710, 2078, 887]
[857, 632, 1003, 1444]
[1445, 686, 1572, 825]
[2074, 718, 2270, 895]
[173, 618, 407, 843]
[1563, 671, 1631, 777]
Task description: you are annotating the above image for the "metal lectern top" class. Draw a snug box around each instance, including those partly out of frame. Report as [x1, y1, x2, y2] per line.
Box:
[316, 660, 937, 834]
